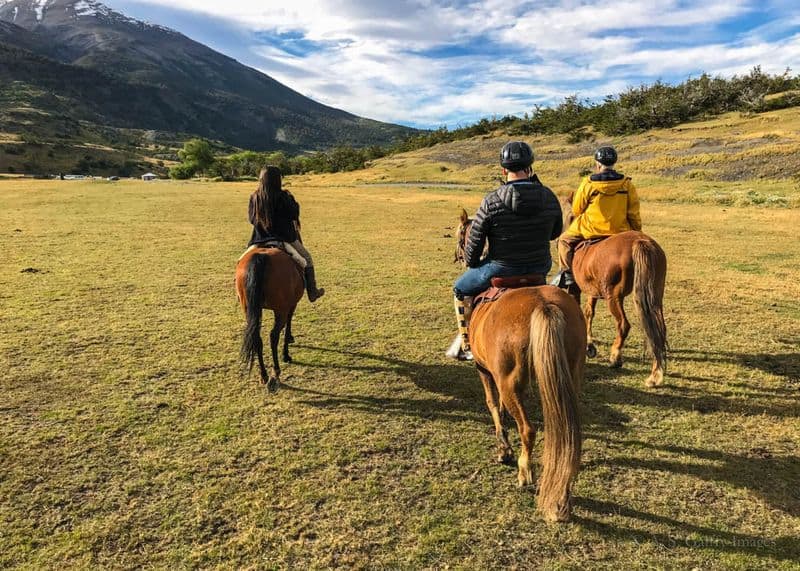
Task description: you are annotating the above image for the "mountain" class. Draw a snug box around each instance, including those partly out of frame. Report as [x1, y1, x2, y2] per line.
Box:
[0, 0, 415, 156]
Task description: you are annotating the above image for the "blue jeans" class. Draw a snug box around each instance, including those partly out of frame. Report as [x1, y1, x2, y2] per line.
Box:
[454, 259, 551, 299]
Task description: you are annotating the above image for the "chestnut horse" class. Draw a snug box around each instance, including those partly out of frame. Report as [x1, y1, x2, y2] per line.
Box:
[455, 211, 586, 522]
[235, 247, 304, 392]
[559, 196, 668, 387]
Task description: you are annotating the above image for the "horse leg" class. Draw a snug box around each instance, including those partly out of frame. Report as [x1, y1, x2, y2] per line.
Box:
[255, 334, 269, 386]
[607, 296, 630, 368]
[584, 296, 598, 358]
[283, 306, 296, 363]
[478, 368, 514, 465]
[498, 371, 537, 488]
[267, 311, 287, 392]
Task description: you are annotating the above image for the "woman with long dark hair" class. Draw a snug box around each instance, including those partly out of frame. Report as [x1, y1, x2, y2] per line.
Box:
[248, 166, 325, 302]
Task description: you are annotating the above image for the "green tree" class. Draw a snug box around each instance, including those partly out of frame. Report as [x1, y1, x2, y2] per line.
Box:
[177, 138, 215, 174]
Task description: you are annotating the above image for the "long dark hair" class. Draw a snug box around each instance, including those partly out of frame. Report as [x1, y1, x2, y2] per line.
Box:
[252, 166, 282, 230]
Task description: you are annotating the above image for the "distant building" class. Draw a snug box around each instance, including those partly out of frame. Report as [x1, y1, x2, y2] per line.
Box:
[142, 173, 158, 181]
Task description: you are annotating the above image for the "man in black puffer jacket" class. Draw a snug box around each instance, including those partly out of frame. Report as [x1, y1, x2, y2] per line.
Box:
[449, 141, 562, 360]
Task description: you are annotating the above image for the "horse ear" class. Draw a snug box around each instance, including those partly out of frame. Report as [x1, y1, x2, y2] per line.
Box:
[459, 208, 469, 223]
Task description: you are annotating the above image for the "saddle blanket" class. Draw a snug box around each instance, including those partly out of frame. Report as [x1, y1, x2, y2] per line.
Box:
[238, 242, 307, 269]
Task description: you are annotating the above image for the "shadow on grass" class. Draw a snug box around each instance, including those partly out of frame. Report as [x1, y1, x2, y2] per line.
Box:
[285, 344, 485, 423]
[584, 438, 800, 517]
[287, 345, 629, 431]
[586, 367, 798, 418]
[671, 348, 800, 386]
[574, 497, 799, 563]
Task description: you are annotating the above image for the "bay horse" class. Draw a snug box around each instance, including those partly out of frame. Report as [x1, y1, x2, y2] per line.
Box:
[559, 195, 668, 387]
[455, 210, 586, 522]
[235, 246, 304, 392]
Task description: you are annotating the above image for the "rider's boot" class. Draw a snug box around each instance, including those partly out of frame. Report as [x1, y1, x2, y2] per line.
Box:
[550, 269, 576, 289]
[304, 266, 325, 302]
[450, 296, 473, 361]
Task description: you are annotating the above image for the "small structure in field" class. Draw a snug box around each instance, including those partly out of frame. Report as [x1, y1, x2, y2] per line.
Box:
[142, 173, 158, 181]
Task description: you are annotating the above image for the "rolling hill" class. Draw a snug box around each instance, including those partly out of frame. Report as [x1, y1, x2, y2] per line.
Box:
[300, 106, 800, 208]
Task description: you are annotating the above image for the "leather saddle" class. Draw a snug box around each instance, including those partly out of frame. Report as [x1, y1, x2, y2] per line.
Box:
[474, 273, 546, 307]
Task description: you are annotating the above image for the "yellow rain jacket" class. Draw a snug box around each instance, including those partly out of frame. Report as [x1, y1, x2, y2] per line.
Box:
[567, 174, 641, 238]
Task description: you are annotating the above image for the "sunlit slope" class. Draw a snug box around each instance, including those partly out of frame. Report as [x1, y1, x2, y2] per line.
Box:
[301, 107, 800, 207]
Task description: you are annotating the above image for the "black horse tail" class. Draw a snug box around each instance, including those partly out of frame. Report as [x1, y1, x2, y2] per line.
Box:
[240, 253, 269, 373]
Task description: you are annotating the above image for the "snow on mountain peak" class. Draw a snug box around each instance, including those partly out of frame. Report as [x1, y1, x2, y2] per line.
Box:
[72, 0, 111, 17]
[32, 0, 48, 21]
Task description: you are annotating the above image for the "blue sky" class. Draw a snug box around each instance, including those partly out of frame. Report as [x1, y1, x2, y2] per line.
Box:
[103, 0, 800, 129]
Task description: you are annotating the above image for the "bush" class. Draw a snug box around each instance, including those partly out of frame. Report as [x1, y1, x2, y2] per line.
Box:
[169, 163, 196, 180]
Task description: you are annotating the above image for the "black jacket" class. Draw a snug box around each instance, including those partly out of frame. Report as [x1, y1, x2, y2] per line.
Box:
[248, 191, 300, 245]
[465, 175, 562, 268]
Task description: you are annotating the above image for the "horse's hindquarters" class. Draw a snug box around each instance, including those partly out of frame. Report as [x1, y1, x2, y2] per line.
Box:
[468, 286, 585, 522]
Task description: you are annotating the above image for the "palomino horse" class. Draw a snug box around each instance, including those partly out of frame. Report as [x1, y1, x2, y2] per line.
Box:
[455, 210, 586, 522]
[235, 247, 304, 392]
[559, 196, 668, 387]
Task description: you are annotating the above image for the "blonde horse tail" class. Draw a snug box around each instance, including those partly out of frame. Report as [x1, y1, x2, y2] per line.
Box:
[633, 239, 669, 378]
[529, 302, 581, 522]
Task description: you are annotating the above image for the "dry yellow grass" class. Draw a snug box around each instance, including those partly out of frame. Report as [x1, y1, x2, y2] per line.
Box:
[302, 107, 800, 207]
[1, 175, 798, 568]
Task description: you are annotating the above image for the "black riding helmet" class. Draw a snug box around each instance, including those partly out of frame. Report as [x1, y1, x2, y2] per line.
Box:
[594, 146, 618, 166]
[500, 141, 534, 171]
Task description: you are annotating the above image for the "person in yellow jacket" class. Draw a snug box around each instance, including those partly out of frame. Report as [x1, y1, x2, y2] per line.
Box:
[552, 146, 641, 289]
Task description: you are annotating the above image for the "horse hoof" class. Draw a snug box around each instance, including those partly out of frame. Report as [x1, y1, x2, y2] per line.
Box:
[287, 335, 295, 344]
[283, 354, 292, 364]
[586, 344, 597, 359]
[645, 370, 665, 387]
[267, 377, 280, 393]
[609, 359, 623, 369]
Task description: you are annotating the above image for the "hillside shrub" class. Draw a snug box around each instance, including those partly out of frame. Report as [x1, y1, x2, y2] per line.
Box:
[393, 67, 800, 154]
[169, 163, 196, 180]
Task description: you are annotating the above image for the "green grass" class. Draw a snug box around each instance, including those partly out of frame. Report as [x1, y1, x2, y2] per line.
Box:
[1, 178, 799, 569]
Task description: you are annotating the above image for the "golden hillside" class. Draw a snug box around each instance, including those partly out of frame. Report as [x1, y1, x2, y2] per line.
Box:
[300, 107, 800, 207]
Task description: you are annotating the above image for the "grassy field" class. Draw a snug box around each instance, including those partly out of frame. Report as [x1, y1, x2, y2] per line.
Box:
[1, 176, 799, 569]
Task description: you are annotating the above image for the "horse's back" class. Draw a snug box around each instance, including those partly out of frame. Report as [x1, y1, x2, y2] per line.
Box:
[235, 247, 304, 312]
[575, 231, 659, 297]
[471, 286, 585, 374]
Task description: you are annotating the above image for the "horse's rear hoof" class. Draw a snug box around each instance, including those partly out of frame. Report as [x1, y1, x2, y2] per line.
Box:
[267, 377, 280, 393]
[282, 354, 292, 364]
[586, 344, 597, 359]
[287, 334, 295, 344]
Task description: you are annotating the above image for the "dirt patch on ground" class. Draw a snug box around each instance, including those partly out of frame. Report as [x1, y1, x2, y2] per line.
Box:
[659, 148, 800, 181]
[714, 151, 800, 181]
[421, 136, 504, 168]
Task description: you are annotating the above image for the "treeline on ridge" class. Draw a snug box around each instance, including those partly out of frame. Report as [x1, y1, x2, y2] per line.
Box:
[171, 67, 800, 180]
[396, 67, 800, 150]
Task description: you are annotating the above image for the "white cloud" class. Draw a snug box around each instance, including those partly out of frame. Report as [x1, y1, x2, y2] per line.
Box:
[107, 0, 800, 126]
